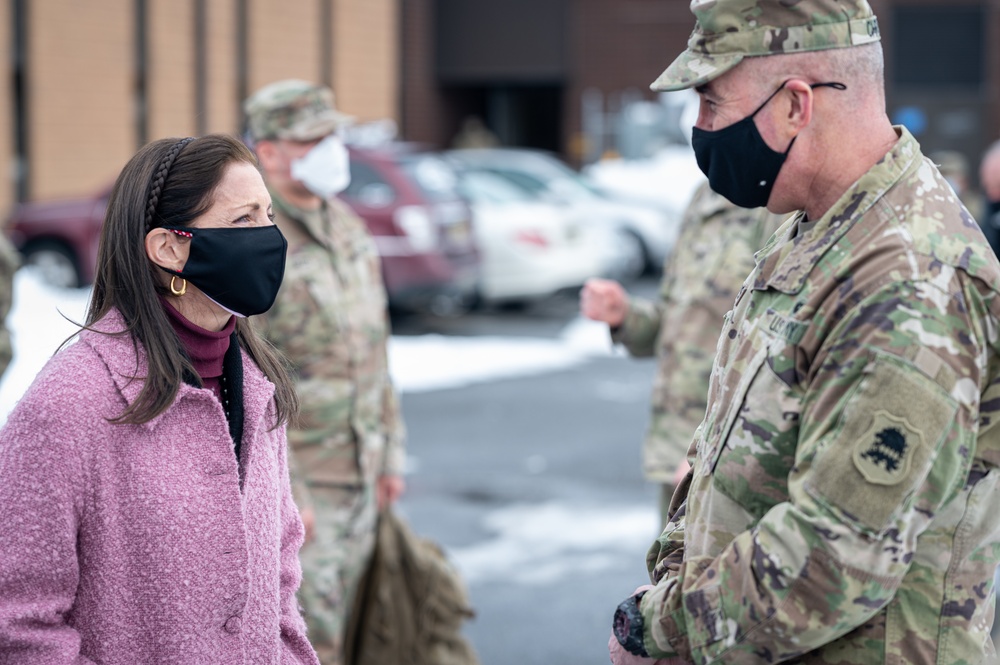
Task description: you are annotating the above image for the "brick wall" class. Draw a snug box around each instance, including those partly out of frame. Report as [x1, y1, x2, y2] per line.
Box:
[205, 0, 240, 134]
[148, 0, 197, 140]
[248, 1, 323, 93]
[334, 0, 399, 122]
[0, 5, 11, 219]
[2, 0, 400, 209]
[28, 1, 134, 200]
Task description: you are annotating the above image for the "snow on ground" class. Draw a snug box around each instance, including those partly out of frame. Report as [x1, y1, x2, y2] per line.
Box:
[0, 269, 619, 422]
[449, 502, 658, 585]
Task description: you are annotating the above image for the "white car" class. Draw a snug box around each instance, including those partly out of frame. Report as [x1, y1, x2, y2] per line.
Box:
[447, 148, 682, 279]
[455, 170, 614, 304]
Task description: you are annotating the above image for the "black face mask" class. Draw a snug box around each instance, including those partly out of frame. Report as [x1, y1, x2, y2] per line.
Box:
[161, 225, 288, 317]
[691, 81, 847, 209]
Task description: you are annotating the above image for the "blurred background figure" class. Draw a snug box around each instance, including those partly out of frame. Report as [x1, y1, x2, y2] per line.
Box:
[581, 182, 784, 527]
[451, 116, 501, 150]
[979, 140, 1000, 258]
[245, 80, 407, 665]
[0, 236, 18, 378]
[931, 149, 983, 221]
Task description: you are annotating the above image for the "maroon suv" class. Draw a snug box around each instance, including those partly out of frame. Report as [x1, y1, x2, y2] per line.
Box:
[342, 144, 479, 314]
[5, 188, 109, 288]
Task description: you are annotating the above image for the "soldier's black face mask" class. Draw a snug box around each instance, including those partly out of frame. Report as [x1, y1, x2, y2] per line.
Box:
[691, 80, 847, 209]
[161, 225, 287, 317]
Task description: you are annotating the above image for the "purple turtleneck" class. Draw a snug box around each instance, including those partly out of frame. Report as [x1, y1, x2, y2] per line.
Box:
[160, 296, 236, 401]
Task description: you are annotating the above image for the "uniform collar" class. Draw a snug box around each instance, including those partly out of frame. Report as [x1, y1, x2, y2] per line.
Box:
[754, 126, 921, 295]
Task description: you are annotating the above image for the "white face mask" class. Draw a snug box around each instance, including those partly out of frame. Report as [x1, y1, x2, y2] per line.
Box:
[290, 135, 351, 199]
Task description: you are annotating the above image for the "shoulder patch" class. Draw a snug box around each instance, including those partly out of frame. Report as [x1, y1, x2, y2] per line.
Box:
[805, 353, 959, 535]
[852, 412, 921, 485]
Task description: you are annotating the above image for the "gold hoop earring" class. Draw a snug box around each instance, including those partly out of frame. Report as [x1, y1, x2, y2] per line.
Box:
[169, 275, 187, 296]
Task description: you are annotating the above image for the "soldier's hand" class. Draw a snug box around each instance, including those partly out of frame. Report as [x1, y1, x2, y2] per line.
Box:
[581, 278, 628, 328]
[300, 506, 315, 544]
[377, 474, 405, 510]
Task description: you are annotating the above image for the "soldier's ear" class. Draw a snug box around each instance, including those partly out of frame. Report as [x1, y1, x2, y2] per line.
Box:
[782, 79, 814, 132]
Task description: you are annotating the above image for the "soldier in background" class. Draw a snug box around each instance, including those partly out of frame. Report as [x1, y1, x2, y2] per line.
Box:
[931, 149, 983, 222]
[609, 0, 1000, 663]
[979, 139, 1000, 257]
[581, 182, 783, 527]
[244, 80, 406, 665]
[0, 235, 19, 377]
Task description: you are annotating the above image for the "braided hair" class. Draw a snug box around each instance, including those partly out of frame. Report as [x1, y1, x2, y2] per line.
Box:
[144, 137, 195, 233]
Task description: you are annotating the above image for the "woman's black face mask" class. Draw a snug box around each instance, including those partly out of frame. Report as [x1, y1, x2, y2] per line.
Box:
[691, 80, 847, 209]
[160, 225, 287, 317]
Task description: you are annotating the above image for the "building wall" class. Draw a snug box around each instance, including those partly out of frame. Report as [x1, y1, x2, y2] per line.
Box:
[28, 1, 134, 201]
[1, 0, 400, 211]
[334, 0, 400, 121]
[248, 0, 323, 93]
[0, 5, 12, 219]
[148, 0, 197, 140]
[205, 0, 240, 134]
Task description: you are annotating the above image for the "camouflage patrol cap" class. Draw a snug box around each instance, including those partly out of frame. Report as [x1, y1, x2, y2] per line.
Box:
[651, 0, 882, 92]
[244, 79, 353, 141]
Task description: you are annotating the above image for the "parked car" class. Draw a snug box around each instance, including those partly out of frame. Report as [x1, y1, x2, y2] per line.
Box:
[342, 145, 479, 314]
[451, 168, 615, 304]
[447, 148, 681, 279]
[5, 187, 109, 289]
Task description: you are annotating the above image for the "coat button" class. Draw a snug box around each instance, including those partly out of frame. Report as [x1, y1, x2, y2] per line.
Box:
[224, 616, 241, 634]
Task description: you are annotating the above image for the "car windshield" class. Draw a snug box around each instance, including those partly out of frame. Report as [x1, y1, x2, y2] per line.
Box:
[398, 154, 460, 202]
[457, 171, 534, 204]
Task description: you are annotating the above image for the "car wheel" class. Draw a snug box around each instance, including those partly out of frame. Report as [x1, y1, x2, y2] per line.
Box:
[615, 229, 647, 282]
[23, 241, 81, 289]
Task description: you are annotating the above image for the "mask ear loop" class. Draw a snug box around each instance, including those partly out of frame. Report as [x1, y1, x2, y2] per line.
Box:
[755, 80, 848, 156]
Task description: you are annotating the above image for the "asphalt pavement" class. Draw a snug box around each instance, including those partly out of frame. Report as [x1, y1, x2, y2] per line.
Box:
[393, 278, 664, 665]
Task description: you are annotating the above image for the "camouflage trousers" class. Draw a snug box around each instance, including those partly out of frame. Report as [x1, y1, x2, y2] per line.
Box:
[298, 483, 377, 665]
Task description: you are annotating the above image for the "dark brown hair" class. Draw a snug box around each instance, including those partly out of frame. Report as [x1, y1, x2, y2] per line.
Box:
[87, 134, 298, 427]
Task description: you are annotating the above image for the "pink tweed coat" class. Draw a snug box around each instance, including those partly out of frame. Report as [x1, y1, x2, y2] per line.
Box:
[0, 310, 319, 664]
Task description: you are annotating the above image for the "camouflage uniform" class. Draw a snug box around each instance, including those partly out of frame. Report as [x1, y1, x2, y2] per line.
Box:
[0, 234, 19, 377]
[612, 1, 1000, 663]
[612, 182, 783, 521]
[247, 81, 405, 665]
[257, 195, 405, 664]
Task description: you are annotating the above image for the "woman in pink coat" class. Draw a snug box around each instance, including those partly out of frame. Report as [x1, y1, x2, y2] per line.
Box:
[0, 135, 319, 664]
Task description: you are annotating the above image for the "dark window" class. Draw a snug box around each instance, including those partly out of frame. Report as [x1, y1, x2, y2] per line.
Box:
[893, 6, 984, 89]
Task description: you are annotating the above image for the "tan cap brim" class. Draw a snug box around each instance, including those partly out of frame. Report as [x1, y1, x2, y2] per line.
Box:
[650, 49, 745, 92]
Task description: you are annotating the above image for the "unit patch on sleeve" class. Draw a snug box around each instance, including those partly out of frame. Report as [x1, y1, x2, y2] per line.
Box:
[805, 353, 958, 535]
[852, 412, 920, 486]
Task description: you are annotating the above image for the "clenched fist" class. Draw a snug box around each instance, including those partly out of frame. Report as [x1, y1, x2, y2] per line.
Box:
[580, 278, 628, 328]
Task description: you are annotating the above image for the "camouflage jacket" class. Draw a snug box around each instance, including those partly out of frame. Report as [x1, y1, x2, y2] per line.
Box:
[613, 182, 784, 482]
[615, 128, 1000, 663]
[0, 234, 18, 377]
[258, 195, 405, 500]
